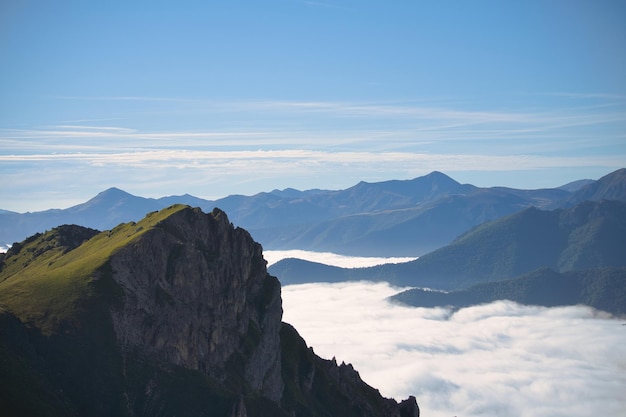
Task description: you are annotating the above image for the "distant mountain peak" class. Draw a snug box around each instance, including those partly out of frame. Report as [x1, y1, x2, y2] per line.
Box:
[70, 187, 163, 219]
[421, 170, 461, 186]
[424, 170, 451, 178]
[77, 187, 139, 208]
[95, 187, 135, 198]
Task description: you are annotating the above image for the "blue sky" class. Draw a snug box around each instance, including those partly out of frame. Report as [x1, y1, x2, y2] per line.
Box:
[1, 0, 625, 212]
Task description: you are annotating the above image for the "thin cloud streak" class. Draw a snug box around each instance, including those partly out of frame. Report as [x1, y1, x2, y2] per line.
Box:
[228, 98, 626, 127]
[1, 96, 624, 211]
[1, 122, 622, 155]
[525, 91, 626, 101]
[41, 96, 626, 135]
[51, 125, 136, 132]
[54, 95, 198, 103]
[3, 93, 625, 155]
[297, 0, 352, 10]
[1, 149, 622, 171]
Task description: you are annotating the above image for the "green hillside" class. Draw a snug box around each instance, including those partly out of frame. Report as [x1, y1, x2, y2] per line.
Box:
[0, 205, 418, 417]
[377, 199, 626, 289]
[0, 205, 187, 333]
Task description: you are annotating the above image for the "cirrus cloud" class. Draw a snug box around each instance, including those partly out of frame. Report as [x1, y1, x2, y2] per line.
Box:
[1, 144, 623, 212]
[1, 95, 624, 212]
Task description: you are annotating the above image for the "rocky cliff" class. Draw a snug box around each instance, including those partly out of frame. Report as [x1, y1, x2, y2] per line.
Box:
[0, 205, 418, 417]
[107, 206, 284, 403]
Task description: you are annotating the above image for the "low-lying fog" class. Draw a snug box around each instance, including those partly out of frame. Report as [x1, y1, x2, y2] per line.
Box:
[263, 250, 416, 268]
[276, 251, 626, 417]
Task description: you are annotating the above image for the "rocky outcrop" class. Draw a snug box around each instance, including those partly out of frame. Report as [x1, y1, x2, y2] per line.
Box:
[108, 207, 283, 401]
[0, 205, 419, 417]
[280, 322, 419, 417]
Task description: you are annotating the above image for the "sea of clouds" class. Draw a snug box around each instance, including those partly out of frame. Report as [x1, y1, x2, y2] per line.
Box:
[263, 250, 416, 268]
[274, 251, 626, 417]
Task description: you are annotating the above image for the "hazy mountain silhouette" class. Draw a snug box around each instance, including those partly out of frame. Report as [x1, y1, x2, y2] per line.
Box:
[390, 267, 626, 316]
[258, 185, 569, 256]
[559, 168, 626, 207]
[2, 169, 625, 257]
[557, 179, 595, 192]
[271, 199, 626, 292]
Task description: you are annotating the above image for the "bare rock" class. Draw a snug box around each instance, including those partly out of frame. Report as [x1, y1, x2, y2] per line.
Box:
[109, 207, 283, 401]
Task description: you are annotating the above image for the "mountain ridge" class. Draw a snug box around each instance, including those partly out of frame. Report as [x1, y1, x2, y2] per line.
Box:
[0, 205, 419, 417]
[390, 267, 626, 316]
[560, 168, 626, 207]
[2, 169, 625, 257]
[270, 199, 626, 292]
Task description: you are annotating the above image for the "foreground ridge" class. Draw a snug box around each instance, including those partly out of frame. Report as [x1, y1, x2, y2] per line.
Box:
[0, 205, 418, 417]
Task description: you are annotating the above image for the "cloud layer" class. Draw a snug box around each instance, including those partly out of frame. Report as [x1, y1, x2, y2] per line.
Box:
[281, 281, 626, 417]
[263, 250, 416, 268]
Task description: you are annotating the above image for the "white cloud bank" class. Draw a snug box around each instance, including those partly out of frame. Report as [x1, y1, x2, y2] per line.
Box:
[281, 281, 626, 417]
[263, 250, 416, 268]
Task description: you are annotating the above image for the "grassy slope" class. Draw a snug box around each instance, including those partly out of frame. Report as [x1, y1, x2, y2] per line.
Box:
[0, 204, 242, 417]
[0, 204, 412, 417]
[0, 205, 188, 333]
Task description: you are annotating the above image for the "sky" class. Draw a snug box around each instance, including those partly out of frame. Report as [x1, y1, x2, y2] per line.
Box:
[1, 0, 626, 212]
[282, 281, 626, 417]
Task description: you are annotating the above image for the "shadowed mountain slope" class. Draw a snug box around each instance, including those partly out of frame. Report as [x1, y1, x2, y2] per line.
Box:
[390, 267, 626, 316]
[259, 186, 567, 256]
[271, 200, 626, 291]
[559, 168, 626, 207]
[375, 199, 626, 289]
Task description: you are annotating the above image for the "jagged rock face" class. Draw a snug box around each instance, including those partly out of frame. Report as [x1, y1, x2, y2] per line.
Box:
[107, 207, 283, 401]
[280, 323, 419, 417]
[0, 205, 419, 417]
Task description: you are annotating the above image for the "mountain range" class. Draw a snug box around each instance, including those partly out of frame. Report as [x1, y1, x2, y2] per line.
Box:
[2, 168, 625, 317]
[3, 168, 625, 257]
[0, 206, 418, 417]
[1, 168, 625, 413]
[269, 198, 626, 315]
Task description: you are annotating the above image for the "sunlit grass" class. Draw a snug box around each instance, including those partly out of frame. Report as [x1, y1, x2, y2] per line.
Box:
[0, 205, 188, 333]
